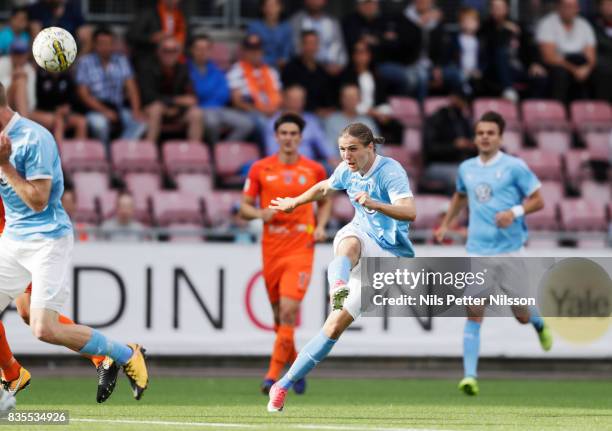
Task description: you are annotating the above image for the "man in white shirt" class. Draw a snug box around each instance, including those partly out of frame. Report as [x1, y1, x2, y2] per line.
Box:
[536, 0, 597, 102]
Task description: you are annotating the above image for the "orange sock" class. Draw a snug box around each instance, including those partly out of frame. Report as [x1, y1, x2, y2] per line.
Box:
[0, 322, 21, 381]
[265, 324, 295, 381]
[58, 315, 105, 368]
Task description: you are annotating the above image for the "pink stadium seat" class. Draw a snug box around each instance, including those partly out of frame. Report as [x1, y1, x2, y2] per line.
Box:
[205, 190, 242, 226]
[72, 171, 110, 223]
[210, 41, 235, 71]
[581, 180, 611, 201]
[502, 130, 523, 154]
[521, 100, 568, 132]
[583, 132, 611, 162]
[175, 173, 214, 199]
[534, 131, 571, 154]
[389, 97, 422, 128]
[560, 198, 607, 231]
[401, 128, 422, 154]
[526, 202, 559, 231]
[332, 194, 355, 223]
[214, 141, 260, 186]
[423, 97, 449, 117]
[539, 181, 565, 203]
[163, 140, 211, 177]
[167, 223, 205, 242]
[123, 173, 162, 224]
[383, 145, 419, 179]
[111, 139, 160, 174]
[98, 189, 118, 221]
[61, 139, 108, 173]
[563, 149, 590, 184]
[473, 98, 520, 130]
[570, 100, 612, 133]
[412, 194, 448, 230]
[516, 149, 562, 180]
[152, 191, 203, 226]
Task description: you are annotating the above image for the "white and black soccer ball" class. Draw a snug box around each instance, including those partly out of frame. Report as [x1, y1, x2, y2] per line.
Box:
[0, 389, 15, 414]
[32, 27, 77, 73]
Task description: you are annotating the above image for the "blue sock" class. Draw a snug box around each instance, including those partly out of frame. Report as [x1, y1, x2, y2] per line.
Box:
[278, 331, 337, 390]
[79, 330, 133, 365]
[529, 306, 544, 332]
[327, 256, 351, 289]
[463, 320, 481, 378]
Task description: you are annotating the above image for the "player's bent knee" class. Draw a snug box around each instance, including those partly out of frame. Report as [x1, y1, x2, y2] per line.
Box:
[30, 322, 57, 343]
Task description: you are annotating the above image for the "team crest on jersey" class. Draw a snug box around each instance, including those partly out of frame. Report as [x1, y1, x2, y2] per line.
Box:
[475, 183, 492, 203]
[298, 174, 306, 185]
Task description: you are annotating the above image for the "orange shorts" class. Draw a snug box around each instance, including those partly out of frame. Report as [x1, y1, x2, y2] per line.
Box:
[263, 254, 313, 304]
[25, 283, 32, 294]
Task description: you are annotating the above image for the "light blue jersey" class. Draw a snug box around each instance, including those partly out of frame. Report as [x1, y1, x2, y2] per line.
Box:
[329, 155, 415, 257]
[0, 114, 72, 240]
[457, 151, 540, 255]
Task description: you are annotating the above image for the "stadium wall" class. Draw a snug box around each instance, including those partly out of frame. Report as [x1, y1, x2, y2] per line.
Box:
[3, 244, 612, 359]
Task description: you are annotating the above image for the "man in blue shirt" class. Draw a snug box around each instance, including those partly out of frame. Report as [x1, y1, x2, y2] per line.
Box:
[188, 34, 254, 144]
[266, 122, 416, 412]
[435, 111, 553, 396]
[0, 87, 149, 402]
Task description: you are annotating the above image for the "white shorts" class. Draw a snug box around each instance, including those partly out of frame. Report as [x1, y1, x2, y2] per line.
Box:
[333, 223, 396, 319]
[0, 234, 73, 313]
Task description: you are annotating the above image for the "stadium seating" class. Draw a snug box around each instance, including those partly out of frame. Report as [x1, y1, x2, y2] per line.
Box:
[175, 173, 214, 200]
[210, 41, 236, 71]
[389, 97, 422, 128]
[111, 139, 160, 174]
[72, 171, 110, 223]
[583, 132, 611, 162]
[332, 194, 354, 224]
[401, 128, 422, 154]
[423, 97, 449, 117]
[204, 190, 242, 226]
[560, 198, 608, 231]
[152, 191, 204, 226]
[61, 139, 108, 173]
[163, 140, 211, 177]
[502, 130, 523, 154]
[516, 149, 562, 180]
[521, 100, 568, 133]
[411, 194, 448, 230]
[534, 131, 571, 154]
[570, 100, 612, 134]
[539, 181, 565, 202]
[581, 180, 611, 201]
[123, 172, 162, 224]
[474, 98, 520, 130]
[563, 149, 590, 184]
[213, 141, 260, 187]
[98, 189, 119, 221]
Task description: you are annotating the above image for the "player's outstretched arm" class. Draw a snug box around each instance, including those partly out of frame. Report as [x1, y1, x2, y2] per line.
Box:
[0, 134, 51, 212]
[354, 192, 416, 222]
[435, 192, 468, 242]
[270, 179, 332, 213]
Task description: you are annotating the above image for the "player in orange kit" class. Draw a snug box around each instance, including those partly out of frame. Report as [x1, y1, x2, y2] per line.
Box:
[241, 113, 332, 394]
[0, 198, 117, 403]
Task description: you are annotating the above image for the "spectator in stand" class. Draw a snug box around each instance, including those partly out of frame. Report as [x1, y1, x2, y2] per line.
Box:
[421, 89, 476, 194]
[404, 0, 462, 100]
[264, 85, 333, 166]
[480, 0, 548, 101]
[188, 34, 254, 144]
[282, 30, 335, 116]
[227, 33, 282, 140]
[338, 40, 402, 144]
[76, 27, 147, 152]
[592, 0, 612, 101]
[28, 0, 92, 54]
[30, 69, 87, 143]
[247, 0, 293, 70]
[139, 36, 204, 144]
[0, 7, 30, 56]
[448, 7, 485, 97]
[324, 84, 379, 155]
[127, 0, 188, 72]
[100, 192, 148, 242]
[291, 0, 347, 75]
[536, 0, 597, 103]
[0, 39, 36, 117]
[341, 0, 387, 54]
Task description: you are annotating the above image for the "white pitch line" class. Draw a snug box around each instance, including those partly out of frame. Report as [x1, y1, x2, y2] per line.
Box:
[72, 418, 454, 431]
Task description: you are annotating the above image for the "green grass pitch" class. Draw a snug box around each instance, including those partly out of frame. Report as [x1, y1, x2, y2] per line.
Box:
[9, 377, 612, 430]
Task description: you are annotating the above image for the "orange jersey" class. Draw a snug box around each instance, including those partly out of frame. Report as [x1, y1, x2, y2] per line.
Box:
[244, 155, 327, 257]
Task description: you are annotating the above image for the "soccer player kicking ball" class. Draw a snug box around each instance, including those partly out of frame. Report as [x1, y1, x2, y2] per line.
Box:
[241, 113, 331, 395]
[435, 111, 553, 396]
[0, 85, 149, 401]
[266, 123, 416, 412]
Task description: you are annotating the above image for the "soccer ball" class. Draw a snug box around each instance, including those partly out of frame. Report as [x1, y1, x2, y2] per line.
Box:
[32, 27, 77, 73]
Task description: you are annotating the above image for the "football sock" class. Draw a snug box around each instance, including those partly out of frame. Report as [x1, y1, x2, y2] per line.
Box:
[529, 306, 544, 332]
[58, 314, 105, 367]
[278, 330, 337, 390]
[327, 256, 351, 289]
[266, 325, 295, 381]
[0, 322, 21, 382]
[79, 330, 133, 366]
[463, 320, 481, 378]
